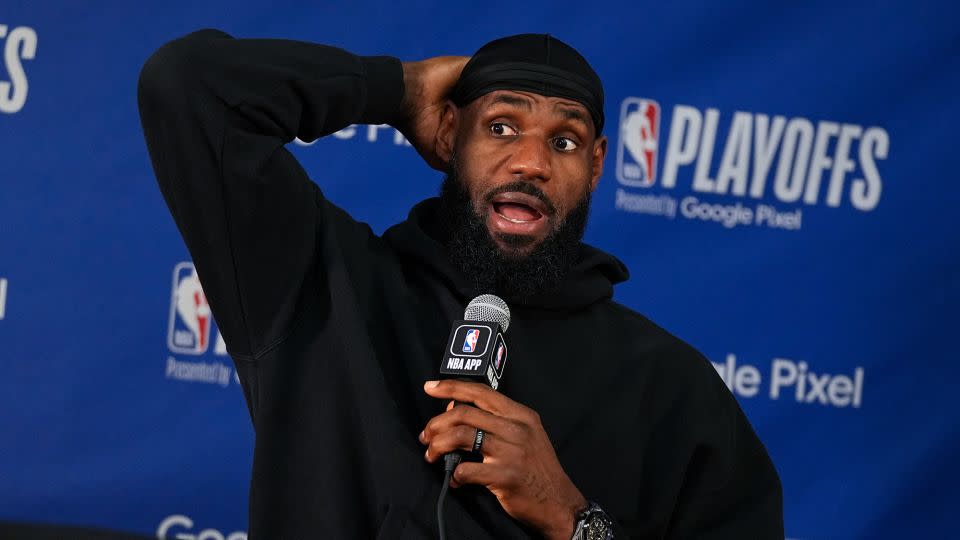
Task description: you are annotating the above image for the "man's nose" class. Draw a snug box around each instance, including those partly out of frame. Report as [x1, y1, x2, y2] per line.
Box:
[507, 134, 552, 182]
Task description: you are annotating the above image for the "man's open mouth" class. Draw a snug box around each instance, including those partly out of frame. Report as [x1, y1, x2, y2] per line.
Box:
[485, 191, 553, 243]
[489, 192, 549, 223]
[492, 201, 544, 223]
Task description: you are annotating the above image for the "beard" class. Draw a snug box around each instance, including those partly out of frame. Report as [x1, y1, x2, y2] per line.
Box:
[437, 158, 592, 301]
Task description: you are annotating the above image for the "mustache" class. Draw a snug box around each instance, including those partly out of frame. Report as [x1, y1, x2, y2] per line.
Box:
[481, 181, 558, 216]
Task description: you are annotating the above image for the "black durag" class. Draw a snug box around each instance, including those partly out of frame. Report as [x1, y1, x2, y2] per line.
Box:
[451, 33, 605, 134]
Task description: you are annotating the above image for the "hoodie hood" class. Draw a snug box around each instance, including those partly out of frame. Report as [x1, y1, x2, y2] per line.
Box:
[382, 198, 629, 311]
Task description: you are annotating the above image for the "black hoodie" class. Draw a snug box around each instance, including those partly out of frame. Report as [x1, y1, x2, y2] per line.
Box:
[137, 29, 783, 539]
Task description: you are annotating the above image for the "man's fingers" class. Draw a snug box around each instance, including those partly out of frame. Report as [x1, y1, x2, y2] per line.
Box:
[424, 379, 534, 421]
[422, 403, 520, 444]
[423, 424, 474, 462]
[452, 461, 508, 489]
[424, 425, 506, 463]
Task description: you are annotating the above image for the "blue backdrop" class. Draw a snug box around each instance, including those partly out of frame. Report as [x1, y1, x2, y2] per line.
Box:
[2, 1, 958, 538]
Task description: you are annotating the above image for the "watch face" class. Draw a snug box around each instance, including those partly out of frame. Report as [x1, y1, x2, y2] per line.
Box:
[578, 504, 613, 540]
[584, 520, 607, 540]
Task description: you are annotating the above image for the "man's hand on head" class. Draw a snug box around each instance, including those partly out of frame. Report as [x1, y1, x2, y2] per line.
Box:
[420, 379, 588, 540]
[395, 56, 469, 171]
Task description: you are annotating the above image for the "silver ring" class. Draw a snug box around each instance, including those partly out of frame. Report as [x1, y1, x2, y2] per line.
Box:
[472, 428, 485, 453]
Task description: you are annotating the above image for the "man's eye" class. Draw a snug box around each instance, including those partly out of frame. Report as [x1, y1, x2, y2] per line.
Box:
[552, 137, 578, 151]
[490, 122, 517, 136]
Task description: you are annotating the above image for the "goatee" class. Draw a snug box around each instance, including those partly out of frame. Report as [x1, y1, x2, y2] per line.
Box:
[437, 159, 591, 301]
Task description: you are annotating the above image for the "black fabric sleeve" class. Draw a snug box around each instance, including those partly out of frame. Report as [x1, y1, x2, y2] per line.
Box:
[662, 360, 785, 539]
[137, 28, 402, 361]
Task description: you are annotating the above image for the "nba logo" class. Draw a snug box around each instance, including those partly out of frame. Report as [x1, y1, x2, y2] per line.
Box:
[492, 334, 507, 379]
[168, 262, 212, 355]
[616, 97, 660, 187]
[462, 329, 480, 353]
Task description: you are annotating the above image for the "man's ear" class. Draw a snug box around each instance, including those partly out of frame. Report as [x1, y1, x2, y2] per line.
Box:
[589, 135, 608, 192]
[436, 101, 458, 165]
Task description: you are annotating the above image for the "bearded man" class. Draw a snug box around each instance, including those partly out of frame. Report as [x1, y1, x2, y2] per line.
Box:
[138, 29, 783, 539]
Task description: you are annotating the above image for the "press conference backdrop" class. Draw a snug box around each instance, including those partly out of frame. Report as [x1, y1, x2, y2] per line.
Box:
[2, 1, 958, 538]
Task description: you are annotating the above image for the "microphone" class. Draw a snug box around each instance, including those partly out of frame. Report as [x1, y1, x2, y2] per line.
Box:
[439, 294, 511, 390]
[436, 294, 511, 540]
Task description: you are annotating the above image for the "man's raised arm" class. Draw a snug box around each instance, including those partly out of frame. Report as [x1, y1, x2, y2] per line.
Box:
[137, 29, 409, 419]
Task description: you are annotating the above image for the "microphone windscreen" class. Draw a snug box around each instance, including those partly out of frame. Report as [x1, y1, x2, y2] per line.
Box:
[464, 294, 511, 333]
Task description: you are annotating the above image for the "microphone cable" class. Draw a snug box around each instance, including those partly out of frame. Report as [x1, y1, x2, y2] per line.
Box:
[437, 453, 460, 540]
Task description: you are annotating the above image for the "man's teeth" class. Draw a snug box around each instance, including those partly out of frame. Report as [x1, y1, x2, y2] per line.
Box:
[503, 215, 534, 224]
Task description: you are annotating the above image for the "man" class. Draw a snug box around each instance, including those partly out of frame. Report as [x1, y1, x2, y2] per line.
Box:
[138, 29, 783, 539]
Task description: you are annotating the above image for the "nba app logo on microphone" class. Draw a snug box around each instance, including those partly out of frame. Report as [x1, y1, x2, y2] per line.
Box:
[462, 328, 480, 353]
[616, 98, 660, 187]
[168, 262, 212, 355]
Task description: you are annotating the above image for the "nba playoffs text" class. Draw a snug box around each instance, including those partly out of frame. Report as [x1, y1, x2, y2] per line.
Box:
[613, 98, 889, 232]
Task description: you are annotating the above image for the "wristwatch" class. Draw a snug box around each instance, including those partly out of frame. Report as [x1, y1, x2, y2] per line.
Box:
[571, 501, 614, 540]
